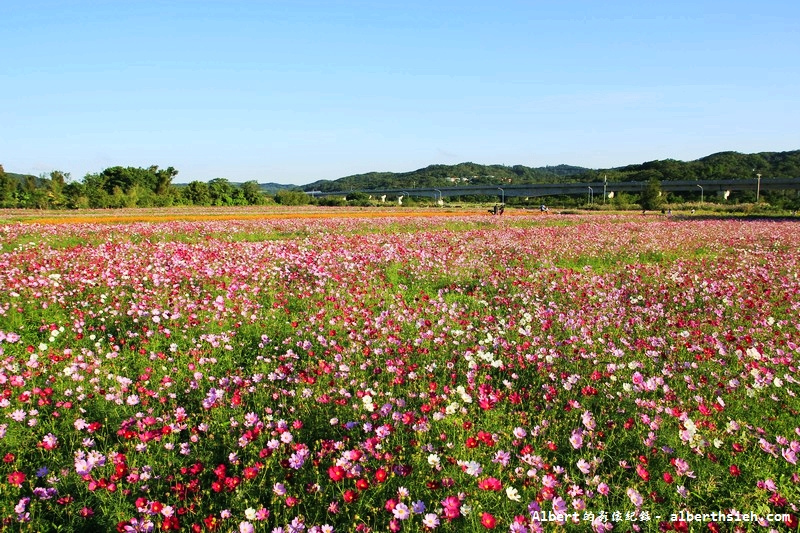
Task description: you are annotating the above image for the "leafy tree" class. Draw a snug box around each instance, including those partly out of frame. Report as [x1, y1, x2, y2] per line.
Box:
[44, 170, 70, 208]
[639, 179, 665, 211]
[81, 165, 179, 207]
[240, 181, 265, 205]
[0, 165, 18, 207]
[183, 181, 211, 206]
[317, 196, 346, 207]
[63, 181, 88, 209]
[152, 166, 178, 195]
[208, 178, 234, 205]
[274, 190, 311, 206]
[346, 191, 371, 206]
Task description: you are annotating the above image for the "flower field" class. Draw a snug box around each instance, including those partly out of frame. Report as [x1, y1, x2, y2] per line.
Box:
[0, 213, 798, 532]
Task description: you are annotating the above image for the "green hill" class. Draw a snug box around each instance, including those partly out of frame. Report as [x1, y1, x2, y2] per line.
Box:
[301, 151, 800, 192]
[578, 150, 800, 182]
[302, 162, 590, 192]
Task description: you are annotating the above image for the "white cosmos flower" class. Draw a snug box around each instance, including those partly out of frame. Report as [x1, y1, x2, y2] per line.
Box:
[506, 486, 521, 501]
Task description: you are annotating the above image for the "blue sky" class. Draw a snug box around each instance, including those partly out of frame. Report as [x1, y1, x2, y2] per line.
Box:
[3, 0, 798, 184]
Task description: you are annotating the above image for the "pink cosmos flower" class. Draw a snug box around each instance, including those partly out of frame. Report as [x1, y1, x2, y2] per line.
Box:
[782, 448, 798, 465]
[626, 487, 644, 507]
[569, 429, 583, 449]
[441, 495, 461, 520]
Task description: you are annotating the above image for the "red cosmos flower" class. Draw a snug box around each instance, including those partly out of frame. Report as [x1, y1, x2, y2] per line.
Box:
[671, 521, 689, 532]
[768, 492, 788, 507]
[477, 431, 495, 446]
[478, 477, 502, 491]
[343, 489, 358, 503]
[3, 453, 15, 463]
[729, 465, 741, 477]
[636, 464, 650, 481]
[243, 466, 259, 480]
[784, 514, 798, 529]
[161, 516, 180, 531]
[465, 437, 478, 449]
[375, 468, 388, 483]
[662, 472, 674, 484]
[112, 463, 128, 481]
[224, 476, 241, 491]
[328, 465, 345, 482]
[203, 515, 220, 531]
[481, 512, 497, 529]
[7, 471, 25, 487]
[355, 478, 370, 490]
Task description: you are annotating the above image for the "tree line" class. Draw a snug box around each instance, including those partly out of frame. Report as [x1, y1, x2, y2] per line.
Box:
[2, 150, 799, 210]
[0, 165, 307, 209]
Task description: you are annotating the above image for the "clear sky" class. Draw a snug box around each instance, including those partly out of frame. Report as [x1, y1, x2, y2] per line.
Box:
[3, 0, 799, 184]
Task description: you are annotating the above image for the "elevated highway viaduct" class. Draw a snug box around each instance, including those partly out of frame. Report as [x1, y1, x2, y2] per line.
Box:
[330, 177, 800, 201]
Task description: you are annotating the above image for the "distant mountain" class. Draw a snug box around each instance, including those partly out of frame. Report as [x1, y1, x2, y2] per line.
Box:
[300, 151, 800, 192]
[256, 182, 301, 193]
[6, 172, 40, 185]
[302, 162, 591, 193]
[578, 150, 800, 183]
[174, 181, 301, 193]
[229, 181, 299, 193]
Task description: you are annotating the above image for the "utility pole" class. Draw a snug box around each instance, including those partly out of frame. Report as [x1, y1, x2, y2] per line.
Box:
[756, 173, 762, 203]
